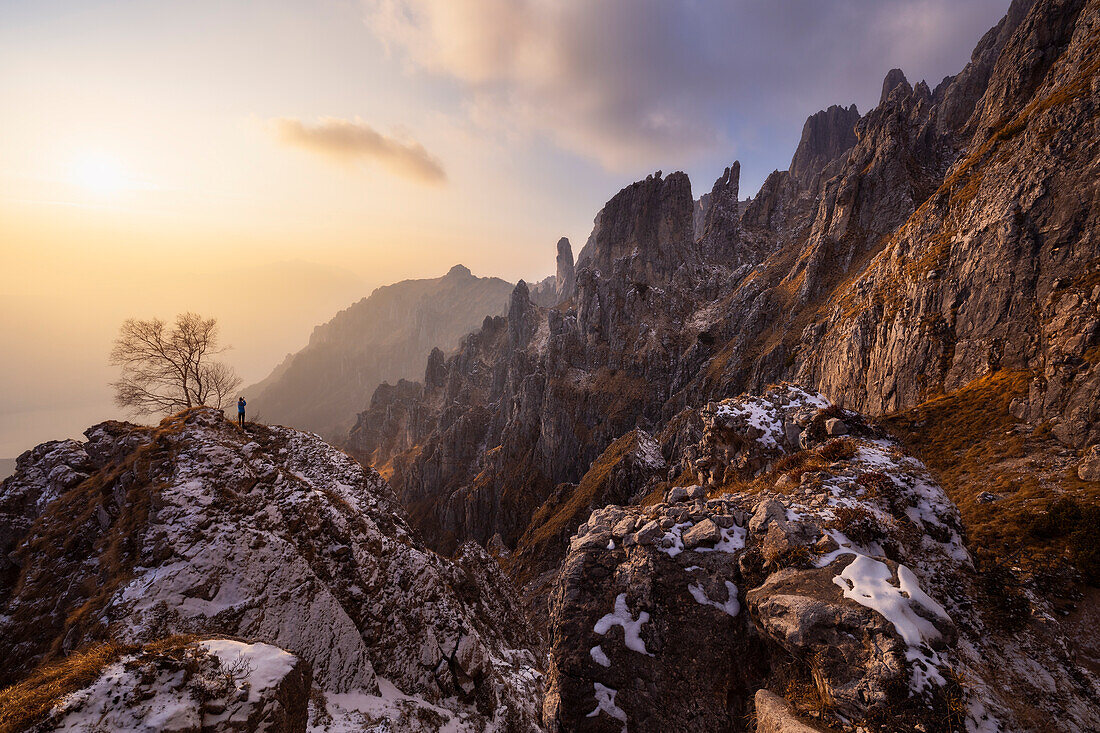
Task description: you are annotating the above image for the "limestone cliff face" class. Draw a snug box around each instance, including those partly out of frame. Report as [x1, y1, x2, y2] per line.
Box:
[353, 0, 1100, 563]
[575, 171, 696, 283]
[349, 164, 761, 552]
[791, 0, 1100, 447]
[787, 103, 860, 190]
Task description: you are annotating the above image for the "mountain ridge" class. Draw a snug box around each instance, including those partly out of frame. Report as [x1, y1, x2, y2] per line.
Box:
[351, 0, 1100, 588]
[245, 264, 515, 440]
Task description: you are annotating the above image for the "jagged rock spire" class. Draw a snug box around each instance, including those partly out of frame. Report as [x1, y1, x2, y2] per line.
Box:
[699, 162, 742, 262]
[880, 68, 911, 105]
[508, 280, 537, 347]
[576, 171, 694, 283]
[788, 104, 860, 188]
[424, 347, 446, 389]
[555, 237, 575, 300]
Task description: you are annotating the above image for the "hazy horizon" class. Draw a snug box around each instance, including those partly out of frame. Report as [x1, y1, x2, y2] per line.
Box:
[0, 0, 1012, 457]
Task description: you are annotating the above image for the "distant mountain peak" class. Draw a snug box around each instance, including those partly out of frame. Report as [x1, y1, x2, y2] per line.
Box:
[244, 264, 513, 438]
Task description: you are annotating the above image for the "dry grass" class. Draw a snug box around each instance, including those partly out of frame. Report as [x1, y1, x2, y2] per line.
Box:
[509, 431, 650, 584]
[0, 642, 133, 733]
[782, 667, 835, 721]
[525, 432, 637, 548]
[818, 437, 857, 462]
[827, 506, 881, 547]
[881, 369, 1100, 587]
[0, 635, 201, 733]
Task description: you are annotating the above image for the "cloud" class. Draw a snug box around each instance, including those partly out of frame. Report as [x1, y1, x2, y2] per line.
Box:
[365, 0, 1010, 176]
[272, 117, 446, 184]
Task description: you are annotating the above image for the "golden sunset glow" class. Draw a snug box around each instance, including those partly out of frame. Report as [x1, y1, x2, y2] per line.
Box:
[69, 153, 133, 195]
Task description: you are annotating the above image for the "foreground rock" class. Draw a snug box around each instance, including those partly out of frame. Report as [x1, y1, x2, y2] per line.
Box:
[36, 638, 310, 733]
[0, 408, 542, 732]
[542, 386, 1100, 732]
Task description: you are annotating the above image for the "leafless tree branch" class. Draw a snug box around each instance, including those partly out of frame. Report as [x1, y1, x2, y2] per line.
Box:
[110, 313, 242, 416]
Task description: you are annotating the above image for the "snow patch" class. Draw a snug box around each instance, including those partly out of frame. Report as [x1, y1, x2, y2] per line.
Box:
[965, 696, 1002, 733]
[594, 594, 653, 656]
[687, 581, 740, 617]
[655, 522, 693, 558]
[695, 523, 746, 554]
[586, 682, 628, 731]
[833, 555, 952, 693]
[834, 556, 948, 647]
[315, 678, 467, 733]
[200, 639, 296, 704]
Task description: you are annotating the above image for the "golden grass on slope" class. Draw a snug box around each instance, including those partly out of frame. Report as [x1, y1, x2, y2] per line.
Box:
[523, 432, 637, 551]
[508, 431, 648, 585]
[0, 635, 200, 733]
[0, 642, 131, 733]
[881, 369, 1100, 586]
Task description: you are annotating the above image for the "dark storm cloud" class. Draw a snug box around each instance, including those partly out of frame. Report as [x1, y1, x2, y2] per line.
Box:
[272, 117, 447, 184]
[367, 0, 1011, 190]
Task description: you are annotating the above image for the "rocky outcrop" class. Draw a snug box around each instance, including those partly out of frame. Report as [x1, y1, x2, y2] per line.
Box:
[0, 439, 96, 582]
[542, 387, 1100, 732]
[0, 408, 542, 731]
[787, 104, 860, 190]
[37, 639, 311, 733]
[880, 68, 911, 105]
[574, 171, 695, 283]
[697, 162, 751, 265]
[246, 264, 513, 440]
[1080, 444, 1100, 481]
[556, 237, 576, 301]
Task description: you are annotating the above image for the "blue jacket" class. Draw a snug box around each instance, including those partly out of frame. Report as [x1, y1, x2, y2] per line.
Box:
[238, 400, 246, 413]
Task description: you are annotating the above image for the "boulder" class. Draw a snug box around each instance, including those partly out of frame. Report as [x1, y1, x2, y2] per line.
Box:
[43, 639, 311, 733]
[1078, 445, 1100, 482]
[682, 518, 721, 548]
[750, 499, 788, 535]
[754, 689, 827, 733]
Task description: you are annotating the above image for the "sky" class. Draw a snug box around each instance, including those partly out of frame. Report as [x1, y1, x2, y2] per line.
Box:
[0, 0, 1011, 456]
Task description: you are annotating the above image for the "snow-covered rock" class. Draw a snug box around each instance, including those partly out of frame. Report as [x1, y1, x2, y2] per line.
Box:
[41, 638, 310, 733]
[542, 386, 1100, 732]
[0, 408, 542, 732]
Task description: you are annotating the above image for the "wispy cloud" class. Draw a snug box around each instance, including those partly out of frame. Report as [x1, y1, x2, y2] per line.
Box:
[365, 0, 1011, 175]
[271, 117, 446, 184]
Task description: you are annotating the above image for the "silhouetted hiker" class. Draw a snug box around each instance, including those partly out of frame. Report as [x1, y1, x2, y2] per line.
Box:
[237, 397, 246, 427]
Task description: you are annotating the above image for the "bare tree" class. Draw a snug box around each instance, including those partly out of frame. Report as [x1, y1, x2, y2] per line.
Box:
[110, 313, 242, 415]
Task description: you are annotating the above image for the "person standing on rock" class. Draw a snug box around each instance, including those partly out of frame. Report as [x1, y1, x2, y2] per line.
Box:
[237, 397, 246, 427]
